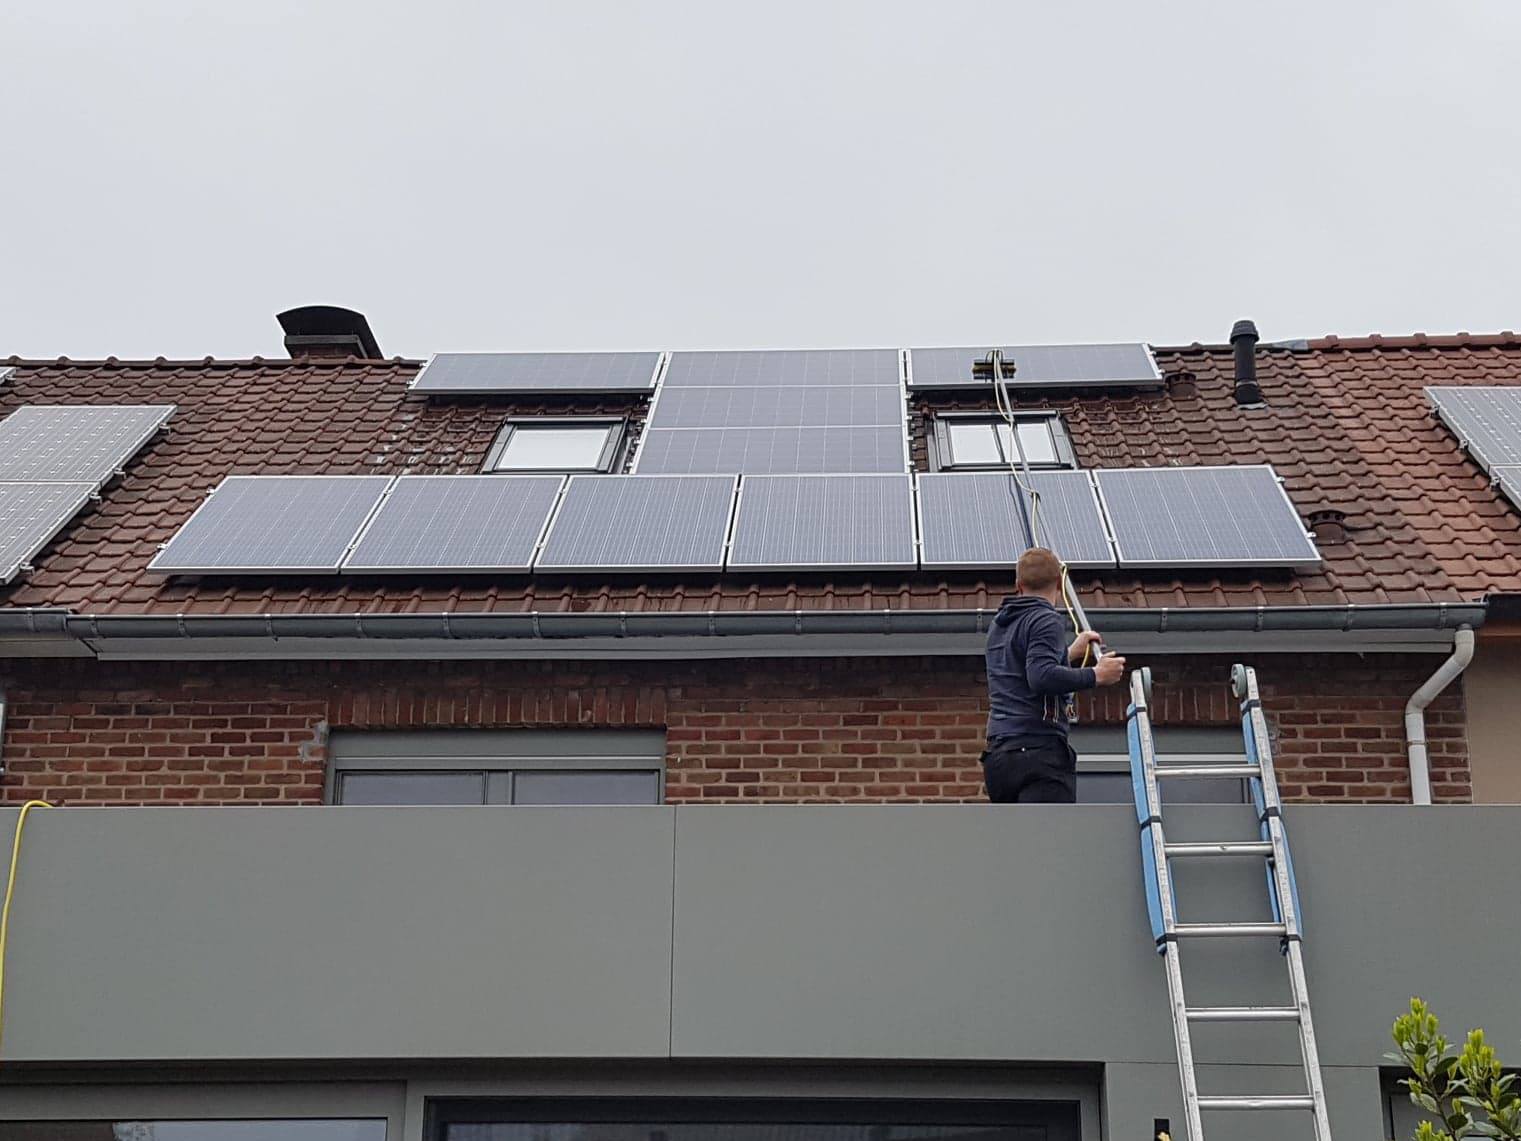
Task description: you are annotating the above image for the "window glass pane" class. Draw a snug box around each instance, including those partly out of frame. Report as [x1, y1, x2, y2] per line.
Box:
[338, 771, 484, 805]
[497, 425, 611, 471]
[0, 1123, 385, 1141]
[946, 421, 1057, 467]
[512, 770, 661, 805]
[946, 421, 1004, 466]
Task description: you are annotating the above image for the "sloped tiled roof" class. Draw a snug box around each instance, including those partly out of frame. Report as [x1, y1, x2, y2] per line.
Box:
[2, 334, 1519, 618]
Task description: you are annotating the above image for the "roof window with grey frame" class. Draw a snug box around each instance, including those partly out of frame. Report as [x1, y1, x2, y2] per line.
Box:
[485, 416, 628, 474]
[328, 729, 666, 806]
[929, 411, 1075, 472]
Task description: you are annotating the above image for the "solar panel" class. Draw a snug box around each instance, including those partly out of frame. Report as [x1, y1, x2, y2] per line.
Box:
[0, 404, 175, 484]
[727, 474, 917, 571]
[0, 481, 97, 584]
[635, 426, 906, 475]
[1426, 387, 1521, 468]
[1094, 465, 1320, 568]
[0, 367, 14, 386]
[1491, 465, 1521, 512]
[535, 475, 737, 571]
[649, 384, 903, 428]
[661, 349, 900, 388]
[907, 344, 1163, 390]
[148, 475, 393, 574]
[917, 472, 1115, 569]
[410, 352, 662, 394]
[343, 475, 563, 572]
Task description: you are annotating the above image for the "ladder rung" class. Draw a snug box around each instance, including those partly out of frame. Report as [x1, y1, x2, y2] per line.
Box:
[1154, 764, 1260, 779]
[1187, 1005, 1301, 1022]
[1173, 922, 1288, 938]
[1197, 1095, 1316, 1111]
[1164, 841, 1274, 858]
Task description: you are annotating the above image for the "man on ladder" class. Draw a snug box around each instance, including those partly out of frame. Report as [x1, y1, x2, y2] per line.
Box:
[982, 547, 1127, 802]
[976, 346, 1127, 803]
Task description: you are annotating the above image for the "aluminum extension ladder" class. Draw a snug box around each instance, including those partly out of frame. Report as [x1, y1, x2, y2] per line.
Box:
[1126, 664, 1333, 1141]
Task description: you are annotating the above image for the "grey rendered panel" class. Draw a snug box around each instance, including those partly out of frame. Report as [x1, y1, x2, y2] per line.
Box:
[0, 805, 675, 1061]
[0, 481, 97, 583]
[1095, 464, 1320, 567]
[916, 471, 1115, 569]
[662, 349, 901, 388]
[727, 474, 917, 570]
[148, 475, 394, 574]
[1427, 386, 1521, 468]
[907, 343, 1162, 389]
[0, 404, 175, 483]
[343, 475, 563, 572]
[535, 474, 738, 570]
[410, 351, 661, 393]
[635, 426, 907, 474]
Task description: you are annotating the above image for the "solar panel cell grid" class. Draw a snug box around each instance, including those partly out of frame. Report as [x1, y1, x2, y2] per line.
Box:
[916, 472, 1115, 568]
[1094, 465, 1320, 568]
[535, 475, 738, 571]
[635, 426, 906, 475]
[343, 475, 564, 572]
[148, 475, 394, 574]
[661, 349, 901, 388]
[907, 344, 1161, 389]
[728, 474, 917, 570]
[411, 352, 661, 394]
[1426, 387, 1521, 468]
[0, 404, 175, 484]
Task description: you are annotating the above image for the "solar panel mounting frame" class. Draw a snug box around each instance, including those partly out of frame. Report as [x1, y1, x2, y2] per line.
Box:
[1092, 463, 1321, 570]
[725, 472, 919, 572]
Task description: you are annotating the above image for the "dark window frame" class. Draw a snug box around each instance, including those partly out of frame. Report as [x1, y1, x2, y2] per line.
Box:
[484, 416, 628, 474]
[426, 1097, 1081, 1141]
[928, 410, 1077, 472]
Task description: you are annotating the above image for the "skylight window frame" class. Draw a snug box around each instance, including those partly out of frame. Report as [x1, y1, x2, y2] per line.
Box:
[485, 416, 628, 475]
[928, 410, 1076, 473]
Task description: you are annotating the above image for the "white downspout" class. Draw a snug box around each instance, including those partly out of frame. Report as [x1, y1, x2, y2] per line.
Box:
[1405, 626, 1475, 805]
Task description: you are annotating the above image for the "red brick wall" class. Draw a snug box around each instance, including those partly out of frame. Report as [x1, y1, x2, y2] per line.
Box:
[0, 654, 1469, 806]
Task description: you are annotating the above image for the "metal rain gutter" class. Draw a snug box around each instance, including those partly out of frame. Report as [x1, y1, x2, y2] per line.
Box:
[0, 601, 1488, 644]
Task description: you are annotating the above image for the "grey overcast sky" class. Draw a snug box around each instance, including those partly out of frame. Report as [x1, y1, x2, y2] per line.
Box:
[3, 2, 1520, 360]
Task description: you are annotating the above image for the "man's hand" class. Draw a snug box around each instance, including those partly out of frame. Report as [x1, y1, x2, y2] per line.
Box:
[1067, 630, 1103, 665]
[1093, 651, 1127, 686]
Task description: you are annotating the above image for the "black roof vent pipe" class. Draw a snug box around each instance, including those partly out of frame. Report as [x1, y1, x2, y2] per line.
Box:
[277, 305, 383, 360]
[1230, 318, 1263, 406]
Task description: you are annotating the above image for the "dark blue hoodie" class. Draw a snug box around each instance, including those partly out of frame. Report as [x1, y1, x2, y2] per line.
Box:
[985, 595, 1097, 743]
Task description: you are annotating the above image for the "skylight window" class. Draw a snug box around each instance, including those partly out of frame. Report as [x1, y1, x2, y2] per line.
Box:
[931, 413, 1074, 471]
[486, 418, 625, 474]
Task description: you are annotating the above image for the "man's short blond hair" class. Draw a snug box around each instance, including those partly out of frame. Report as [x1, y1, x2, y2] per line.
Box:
[1016, 547, 1064, 593]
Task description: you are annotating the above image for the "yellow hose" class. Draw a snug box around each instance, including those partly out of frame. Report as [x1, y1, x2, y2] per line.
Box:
[0, 800, 50, 1057]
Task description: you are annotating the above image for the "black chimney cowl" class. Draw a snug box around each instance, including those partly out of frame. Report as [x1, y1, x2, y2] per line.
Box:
[1230, 318, 1263, 406]
[276, 306, 383, 360]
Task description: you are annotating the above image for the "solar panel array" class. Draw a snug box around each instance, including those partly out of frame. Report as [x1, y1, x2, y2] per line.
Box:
[0, 403, 175, 584]
[906, 343, 1163, 390]
[345, 476, 563, 572]
[635, 349, 908, 475]
[917, 471, 1115, 569]
[410, 352, 662, 394]
[537, 475, 737, 571]
[1094, 466, 1320, 568]
[729, 474, 917, 570]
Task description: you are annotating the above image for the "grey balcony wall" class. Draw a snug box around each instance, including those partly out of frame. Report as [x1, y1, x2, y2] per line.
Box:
[1, 803, 1514, 1138]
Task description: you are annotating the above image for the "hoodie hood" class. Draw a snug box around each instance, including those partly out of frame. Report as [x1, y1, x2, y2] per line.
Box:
[994, 594, 1056, 628]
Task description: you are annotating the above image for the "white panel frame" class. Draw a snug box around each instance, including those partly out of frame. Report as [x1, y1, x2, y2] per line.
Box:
[1094, 463, 1322, 570]
[725, 472, 918, 573]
